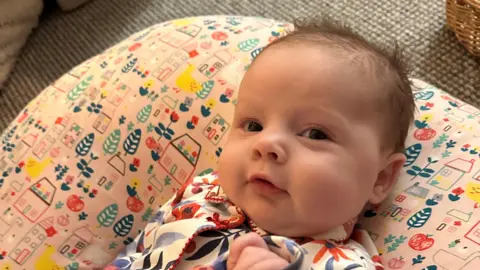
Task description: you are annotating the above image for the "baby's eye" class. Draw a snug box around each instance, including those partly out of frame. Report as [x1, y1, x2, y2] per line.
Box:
[300, 128, 329, 140]
[242, 121, 263, 132]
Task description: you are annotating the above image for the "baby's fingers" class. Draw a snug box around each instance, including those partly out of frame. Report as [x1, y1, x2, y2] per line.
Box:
[232, 246, 289, 270]
[227, 232, 269, 269]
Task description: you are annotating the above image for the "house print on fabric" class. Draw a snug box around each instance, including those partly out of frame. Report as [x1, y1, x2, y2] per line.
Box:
[152, 48, 189, 82]
[9, 216, 56, 265]
[428, 158, 475, 190]
[197, 50, 233, 78]
[0, 212, 23, 241]
[13, 178, 56, 222]
[381, 193, 418, 223]
[159, 134, 201, 186]
[204, 114, 230, 145]
[473, 169, 480, 181]
[161, 24, 202, 48]
[32, 117, 70, 159]
[10, 133, 39, 163]
[106, 81, 131, 107]
[59, 226, 94, 260]
[93, 105, 116, 134]
[52, 73, 81, 93]
[433, 248, 480, 270]
[465, 220, 480, 246]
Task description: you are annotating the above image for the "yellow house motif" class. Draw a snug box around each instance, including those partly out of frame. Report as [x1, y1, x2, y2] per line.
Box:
[428, 158, 475, 190]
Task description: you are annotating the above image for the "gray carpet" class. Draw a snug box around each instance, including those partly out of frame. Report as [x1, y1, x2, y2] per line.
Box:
[1, 0, 479, 132]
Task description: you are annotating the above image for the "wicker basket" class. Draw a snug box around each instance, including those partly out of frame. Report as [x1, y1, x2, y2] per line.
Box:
[446, 0, 480, 56]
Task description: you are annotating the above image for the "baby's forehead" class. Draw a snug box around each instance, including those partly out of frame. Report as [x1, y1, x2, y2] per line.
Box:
[250, 43, 387, 99]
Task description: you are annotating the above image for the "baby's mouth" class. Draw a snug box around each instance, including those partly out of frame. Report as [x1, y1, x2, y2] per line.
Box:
[248, 173, 287, 195]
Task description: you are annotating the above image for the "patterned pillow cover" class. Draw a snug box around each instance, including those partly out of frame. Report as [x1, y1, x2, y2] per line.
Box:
[0, 16, 478, 270]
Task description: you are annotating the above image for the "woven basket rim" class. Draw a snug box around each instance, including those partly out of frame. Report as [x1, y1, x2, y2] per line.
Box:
[464, 0, 480, 9]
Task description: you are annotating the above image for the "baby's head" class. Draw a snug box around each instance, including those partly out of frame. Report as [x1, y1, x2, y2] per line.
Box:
[218, 18, 415, 238]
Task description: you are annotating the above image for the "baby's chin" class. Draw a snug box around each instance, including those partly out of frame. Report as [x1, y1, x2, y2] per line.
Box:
[243, 208, 323, 238]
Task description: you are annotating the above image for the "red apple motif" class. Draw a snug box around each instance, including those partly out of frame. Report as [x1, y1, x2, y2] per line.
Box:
[408, 233, 434, 251]
[127, 196, 144, 213]
[66, 195, 85, 212]
[387, 256, 405, 269]
[128, 43, 142, 52]
[211, 31, 228, 41]
[413, 128, 436, 141]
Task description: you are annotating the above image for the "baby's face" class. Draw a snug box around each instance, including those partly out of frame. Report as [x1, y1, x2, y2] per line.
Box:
[218, 44, 402, 237]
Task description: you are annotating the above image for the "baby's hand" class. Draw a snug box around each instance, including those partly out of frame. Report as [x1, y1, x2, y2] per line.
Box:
[227, 232, 289, 270]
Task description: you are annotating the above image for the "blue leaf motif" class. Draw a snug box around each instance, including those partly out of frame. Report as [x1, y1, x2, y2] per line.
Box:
[75, 133, 95, 157]
[123, 129, 142, 155]
[407, 207, 432, 229]
[185, 238, 222, 261]
[326, 256, 335, 270]
[199, 230, 224, 237]
[154, 232, 186, 248]
[219, 238, 229, 256]
[345, 263, 363, 270]
[163, 133, 172, 140]
[412, 165, 422, 171]
[113, 214, 134, 237]
[263, 236, 281, 249]
[414, 91, 434, 100]
[77, 163, 84, 170]
[419, 172, 432, 178]
[407, 170, 418, 176]
[423, 168, 435, 174]
[404, 143, 422, 167]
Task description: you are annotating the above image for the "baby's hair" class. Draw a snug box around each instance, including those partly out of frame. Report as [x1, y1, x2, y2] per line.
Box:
[258, 17, 415, 153]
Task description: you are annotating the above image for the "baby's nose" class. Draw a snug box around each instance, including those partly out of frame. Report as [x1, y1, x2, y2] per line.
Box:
[252, 134, 287, 164]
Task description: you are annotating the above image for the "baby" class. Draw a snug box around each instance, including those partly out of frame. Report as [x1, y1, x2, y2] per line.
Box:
[106, 18, 415, 270]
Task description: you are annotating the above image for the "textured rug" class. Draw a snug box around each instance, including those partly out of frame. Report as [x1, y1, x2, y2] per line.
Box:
[1, 0, 479, 131]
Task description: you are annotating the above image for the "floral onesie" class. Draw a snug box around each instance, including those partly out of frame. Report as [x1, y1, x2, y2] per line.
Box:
[105, 173, 384, 270]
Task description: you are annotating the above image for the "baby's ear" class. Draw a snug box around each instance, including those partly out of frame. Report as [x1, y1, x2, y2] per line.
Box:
[369, 153, 406, 204]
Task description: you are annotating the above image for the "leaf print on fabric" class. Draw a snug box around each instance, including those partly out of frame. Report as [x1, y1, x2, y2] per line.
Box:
[123, 129, 142, 155]
[164, 259, 177, 270]
[137, 104, 152, 123]
[251, 47, 263, 59]
[113, 214, 134, 237]
[407, 207, 432, 229]
[154, 232, 186, 248]
[344, 263, 363, 270]
[219, 237, 229, 257]
[199, 230, 225, 238]
[404, 143, 422, 167]
[97, 203, 119, 228]
[413, 254, 426, 265]
[433, 134, 448, 149]
[196, 80, 215, 99]
[122, 58, 137, 73]
[67, 75, 94, 102]
[238, 38, 260, 51]
[312, 240, 350, 263]
[103, 129, 121, 155]
[186, 238, 223, 261]
[263, 235, 281, 249]
[75, 133, 95, 157]
[414, 91, 434, 101]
